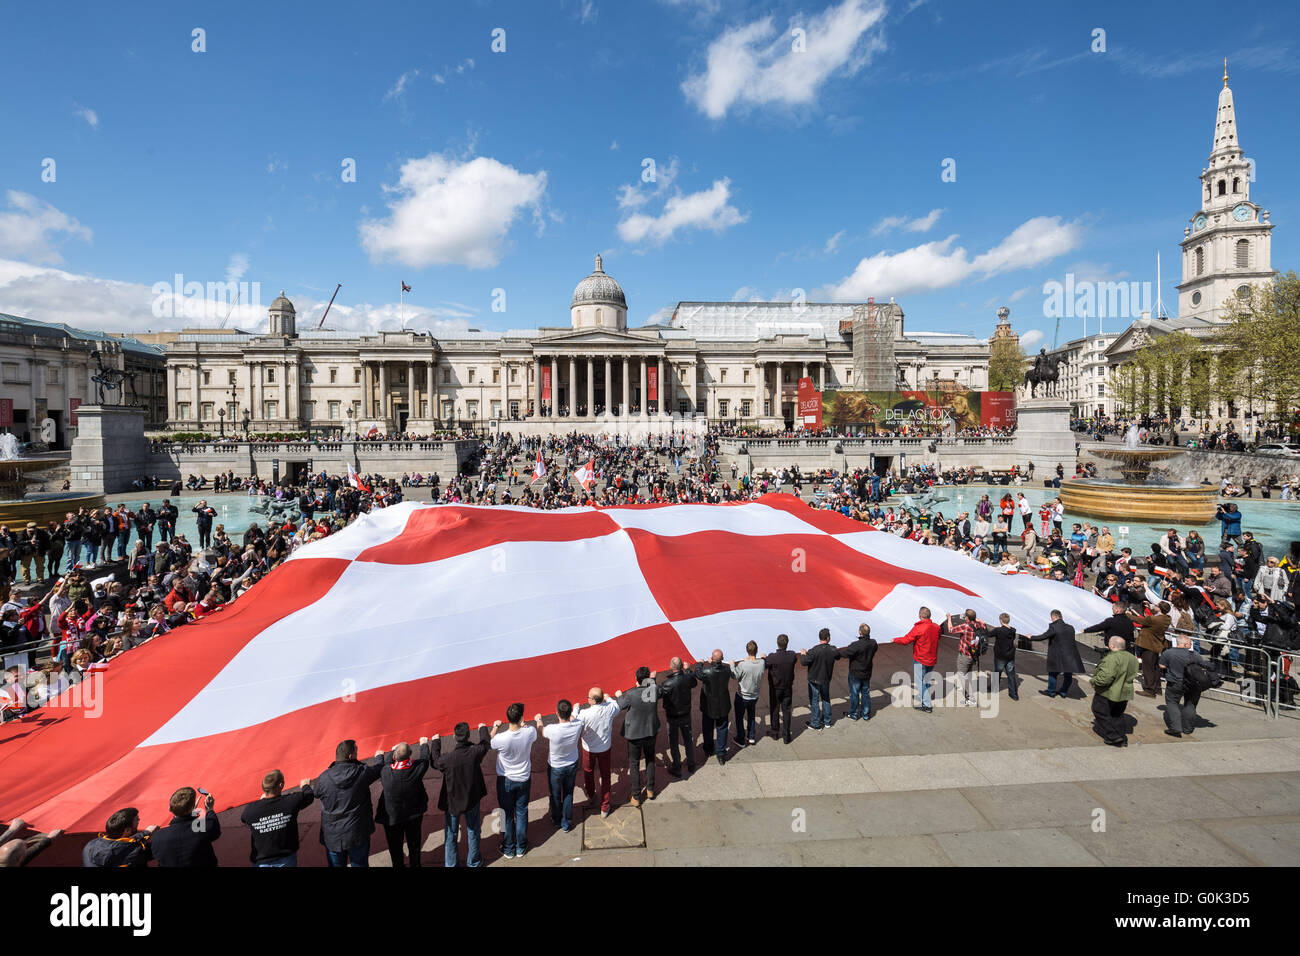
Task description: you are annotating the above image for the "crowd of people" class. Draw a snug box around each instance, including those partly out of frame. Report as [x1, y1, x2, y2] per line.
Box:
[4, 427, 1300, 865]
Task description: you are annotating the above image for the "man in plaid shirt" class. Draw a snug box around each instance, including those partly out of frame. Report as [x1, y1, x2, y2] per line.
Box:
[948, 609, 987, 705]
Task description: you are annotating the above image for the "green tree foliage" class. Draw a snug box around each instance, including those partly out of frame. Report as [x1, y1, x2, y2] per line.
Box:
[988, 335, 1028, 392]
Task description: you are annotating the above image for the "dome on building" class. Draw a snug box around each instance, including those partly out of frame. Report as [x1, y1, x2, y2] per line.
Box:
[270, 290, 296, 314]
[570, 255, 626, 309]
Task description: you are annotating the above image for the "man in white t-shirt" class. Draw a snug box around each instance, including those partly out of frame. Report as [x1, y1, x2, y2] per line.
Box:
[1016, 493, 1032, 532]
[489, 703, 537, 859]
[574, 687, 619, 818]
[536, 699, 583, 833]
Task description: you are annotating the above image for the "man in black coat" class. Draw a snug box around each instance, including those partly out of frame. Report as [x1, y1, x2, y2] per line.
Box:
[1083, 603, 1136, 654]
[764, 635, 799, 743]
[1022, 610, 1086, 699]
[694, 651, 733, 764]
[314, 739, 384, 867]
[839, 623, 878, 721]
[986, 612, 1020, 701]
[375, 740, 431, 868]
[432, 723, 491, 868]
[150, 787, 221, 867]
[658, 657, 698, 776]
[800, 628, 841, 729]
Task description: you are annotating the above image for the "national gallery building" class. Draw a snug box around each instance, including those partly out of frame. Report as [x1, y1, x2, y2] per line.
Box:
[162, 256, 991, 435]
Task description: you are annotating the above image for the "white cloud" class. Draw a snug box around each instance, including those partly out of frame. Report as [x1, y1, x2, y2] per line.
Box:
[578, 0, 597, 23]
[616, 158, 680, 211]
[225, 253, 250, 284]
[384, 69, 420, 101]
[73, 105, 99, 129]
[432, 59, 475, 84]
[871, 207, 944, 235]
[0, 258, 479, 335]
[1020, 329, 1045, 350]
[822, 216, 1084, 300]
[617, 177, 746, 245]
[823, 229, 845, 253]
[359, 153, 548, 269]
[731, 285, 765, 302]
[0, 191, 93, 265]
[610, 140, 619, 151]
[681, 0, 887, 119]
[266, 155, 286, 174]
[1008, 285, 1033, 302]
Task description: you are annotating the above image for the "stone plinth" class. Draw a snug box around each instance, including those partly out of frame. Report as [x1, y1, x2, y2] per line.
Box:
[68, 405, 153, 494]
[1012, 398, 1075, 473]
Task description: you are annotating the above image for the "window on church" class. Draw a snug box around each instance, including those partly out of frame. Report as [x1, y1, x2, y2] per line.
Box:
[1217, 180, 1226, 196]
[1195, 247, 1205, 276]
[1235, 240, 1249, 268]
[1232, 177, 1240, 193]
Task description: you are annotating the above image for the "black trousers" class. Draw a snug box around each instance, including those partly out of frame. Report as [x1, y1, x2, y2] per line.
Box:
[1091, 693, 1128, 743]
[666, 716, 695, 772]
[383, 816, 423, 867]
[627, 736, 656, 795]
[769, 686, 793, 741]
[1164, 680, 1201, 734]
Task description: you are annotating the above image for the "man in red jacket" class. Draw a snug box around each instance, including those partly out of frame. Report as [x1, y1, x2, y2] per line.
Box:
[893, 607, 941, 712]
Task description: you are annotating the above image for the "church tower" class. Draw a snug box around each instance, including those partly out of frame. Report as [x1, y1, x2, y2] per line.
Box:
[1177, 61, 1274, 322]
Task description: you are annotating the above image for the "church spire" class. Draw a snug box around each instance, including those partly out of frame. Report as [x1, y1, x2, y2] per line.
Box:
[1223, 57, 1229, 88]
[1211, 60, 1239, 160]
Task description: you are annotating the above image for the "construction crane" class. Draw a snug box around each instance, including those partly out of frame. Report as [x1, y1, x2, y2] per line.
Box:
[315, 283, 342, 330]
[217, 288, 241, 329]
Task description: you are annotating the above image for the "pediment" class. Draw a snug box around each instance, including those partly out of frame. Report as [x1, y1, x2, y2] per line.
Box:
[535, 328, 657, 347]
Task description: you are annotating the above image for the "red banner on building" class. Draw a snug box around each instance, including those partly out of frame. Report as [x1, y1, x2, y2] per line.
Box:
[797, 377, 822, 429]
[69, 398, 81, 427]
[541, 366, 552, 401]
[0, 398, 12, 428]
[647, 365, 658, 402]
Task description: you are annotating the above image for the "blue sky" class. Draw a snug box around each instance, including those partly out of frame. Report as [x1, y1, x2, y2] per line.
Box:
[0, 0, 1296, 351]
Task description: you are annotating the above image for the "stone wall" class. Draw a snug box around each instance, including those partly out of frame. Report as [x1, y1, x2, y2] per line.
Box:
[147, 439, 478, 483]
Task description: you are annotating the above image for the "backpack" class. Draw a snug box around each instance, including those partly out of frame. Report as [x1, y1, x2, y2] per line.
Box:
[969, 624, 988, 658]
[1184, 659, 1221, 693]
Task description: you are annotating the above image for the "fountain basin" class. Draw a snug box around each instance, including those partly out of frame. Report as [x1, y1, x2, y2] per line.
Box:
[0, 492, 109, 527]
[1059, 478, 1219, 524]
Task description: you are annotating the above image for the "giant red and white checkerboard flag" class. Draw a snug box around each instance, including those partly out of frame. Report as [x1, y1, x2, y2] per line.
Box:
[0, 495, 1109, 832]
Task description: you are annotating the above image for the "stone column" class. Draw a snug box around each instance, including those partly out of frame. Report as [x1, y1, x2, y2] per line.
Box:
[622, 356, 630, 414]
[586, 357, 594, 420]
[639, 358, 648, 419]
[818, 362, 825, 390]
[407, 361, 415, 424]
[754, 361, 764, 419]
[688, 361, 698, 415]
[249, 362, 258, 422]
[569, 356, 577, 417]
[167, 365, 178, 422]
[378, 362, 389, 423]
[656, 356, 665, 417]
[533, 357, 542, 418]
[500, 361, 508, 420]
[604, 356, 611, 416]
[549, 356, 558, 419]
[427, 359, 435, 420]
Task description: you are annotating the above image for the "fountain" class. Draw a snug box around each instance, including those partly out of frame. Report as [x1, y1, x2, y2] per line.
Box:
[1059, 424, 1218, 523]
[0, 433, 106, 526]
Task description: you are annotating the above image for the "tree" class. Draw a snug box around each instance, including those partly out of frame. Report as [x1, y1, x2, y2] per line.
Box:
[1219, 271, 1300, 424]
[988, 335, 1028, 392]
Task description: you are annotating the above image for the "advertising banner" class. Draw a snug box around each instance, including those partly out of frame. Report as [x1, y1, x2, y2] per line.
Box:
[797, 376, 822, 428]
[69, 398, 81, 427]
[0, 399, 11, 428]
[541, 365, 552, 401]
[820, 390, 1015, 430]
[648, 365, 658, 401]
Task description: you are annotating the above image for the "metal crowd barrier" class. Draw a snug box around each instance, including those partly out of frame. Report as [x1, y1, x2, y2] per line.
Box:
[1273, 651, 1300, 720]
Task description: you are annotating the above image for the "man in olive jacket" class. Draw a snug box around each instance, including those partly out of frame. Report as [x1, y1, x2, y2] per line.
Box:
[1089, 636, 1139, 747]
[314, 739, 385, 867]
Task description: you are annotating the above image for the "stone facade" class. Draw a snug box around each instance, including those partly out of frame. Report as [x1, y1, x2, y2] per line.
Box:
[163, 256, 990, 436]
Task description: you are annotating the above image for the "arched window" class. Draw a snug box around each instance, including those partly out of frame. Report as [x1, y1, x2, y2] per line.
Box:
[1195, 247, 1205, 275]
[1232, 177, 1240, 193]
[1235, 239, 1250, 268]
[1217, 179, 1226, 196]
[596, 308, 603, 326]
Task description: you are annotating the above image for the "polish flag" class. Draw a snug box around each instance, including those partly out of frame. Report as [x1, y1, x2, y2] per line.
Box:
[347, 463, 370, 493]
[0, 495, 1110, 832]
[531, 452, 547, 484]
[573, 458, 596, 492]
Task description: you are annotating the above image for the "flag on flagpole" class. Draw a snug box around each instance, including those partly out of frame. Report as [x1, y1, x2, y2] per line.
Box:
[573, 458, 596, 492]
[401, 281, 411, 293]
[346, 462, 371, 493]
[531, 451, 547, 483]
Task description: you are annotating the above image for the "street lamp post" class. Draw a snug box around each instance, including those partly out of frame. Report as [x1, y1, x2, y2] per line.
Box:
[346, 405, 354, 440]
